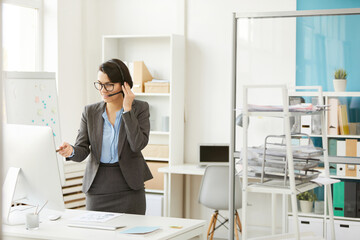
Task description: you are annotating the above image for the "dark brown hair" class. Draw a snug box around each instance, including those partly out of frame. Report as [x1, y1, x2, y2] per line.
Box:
[99, 59, 133, 88]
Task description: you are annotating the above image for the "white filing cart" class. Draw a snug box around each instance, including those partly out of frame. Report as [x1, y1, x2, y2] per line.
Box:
[233, 85, 334, 240]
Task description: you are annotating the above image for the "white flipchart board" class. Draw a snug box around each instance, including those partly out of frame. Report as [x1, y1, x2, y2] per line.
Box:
[3, 72, 65, 185]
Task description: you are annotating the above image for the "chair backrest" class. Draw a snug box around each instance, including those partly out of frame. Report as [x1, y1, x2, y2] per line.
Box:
[198, 165, 242, 210]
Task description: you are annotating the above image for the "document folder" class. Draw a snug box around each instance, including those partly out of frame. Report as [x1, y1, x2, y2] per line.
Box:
[344, 181, 357, 218]
[333, 181, 344, 217]
[357, 182, 360, 218]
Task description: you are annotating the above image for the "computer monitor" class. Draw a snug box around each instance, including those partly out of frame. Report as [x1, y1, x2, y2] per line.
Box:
[2, 124, 65, 225]
[199, 144, 229, 165]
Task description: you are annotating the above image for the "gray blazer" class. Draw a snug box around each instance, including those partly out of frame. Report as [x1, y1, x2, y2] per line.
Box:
[67, 99, 153, 193]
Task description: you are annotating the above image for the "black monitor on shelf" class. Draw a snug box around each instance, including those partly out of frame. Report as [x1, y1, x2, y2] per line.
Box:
[199, 144, 229, 167]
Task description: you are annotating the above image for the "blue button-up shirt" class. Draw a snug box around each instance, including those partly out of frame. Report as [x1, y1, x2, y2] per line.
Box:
[100, 108, 124, 163]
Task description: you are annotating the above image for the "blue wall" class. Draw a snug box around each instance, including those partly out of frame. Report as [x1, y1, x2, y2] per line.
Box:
[296, 0, 360, 92]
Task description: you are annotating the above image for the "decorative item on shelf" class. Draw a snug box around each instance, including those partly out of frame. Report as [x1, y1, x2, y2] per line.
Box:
[129, 61, 153, 93]
[297, 190, 317, 213]
[333, 68, 347, 92]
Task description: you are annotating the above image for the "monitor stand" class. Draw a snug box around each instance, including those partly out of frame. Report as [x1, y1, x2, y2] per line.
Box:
[2, 167, 30, 225]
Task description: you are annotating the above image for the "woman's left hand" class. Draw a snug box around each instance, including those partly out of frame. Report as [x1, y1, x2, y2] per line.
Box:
[122, 82, 135, 112]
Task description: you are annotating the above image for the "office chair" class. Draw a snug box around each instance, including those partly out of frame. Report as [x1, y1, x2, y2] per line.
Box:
[198, 165, 242, 240]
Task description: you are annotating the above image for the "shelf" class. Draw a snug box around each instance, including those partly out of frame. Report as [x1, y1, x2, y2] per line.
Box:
[324, 156, 360, 164]
[245, 111, 323, 118]
[329, 175, 360, 180]
[103, 34, 172, 39]
[288, 212, 325, 218]
[145, 157, 169, 162]
[288, 212, 360, 222]
[246, 181, 319, 194]
[135, 93, 170, 97]
[289, 91, 360, 97]
[324, 92, 360, 97]
[150, 131, 170, 135]
[309, 134, 360, 139]
[145, 189, 164, 194]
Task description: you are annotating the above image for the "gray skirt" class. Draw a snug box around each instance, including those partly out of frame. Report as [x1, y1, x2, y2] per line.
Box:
[86, 162, 146, 215]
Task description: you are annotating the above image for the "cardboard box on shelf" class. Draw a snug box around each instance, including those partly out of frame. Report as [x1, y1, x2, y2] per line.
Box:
[130, 61, 152, 93]
[144, 82, 170, 93]
[142, 144, 169, 159]
[145, 161, 168, 190]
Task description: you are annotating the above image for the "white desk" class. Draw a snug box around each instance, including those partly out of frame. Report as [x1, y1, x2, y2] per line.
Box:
[2, 209, 206, 240]
[159, 164, 259, 218]
[159, 164, 208, 218]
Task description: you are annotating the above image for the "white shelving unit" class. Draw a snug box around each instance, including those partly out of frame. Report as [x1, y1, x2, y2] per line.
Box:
[287, 92, 360, 239]
[230, 9, 360, 240]
[102, 34, 185, 217]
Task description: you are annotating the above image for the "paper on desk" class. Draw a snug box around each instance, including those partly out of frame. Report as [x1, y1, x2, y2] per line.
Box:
[310, 177, 340, 186]
[70, 212, 123, 223]
[120, 226, 160, 234]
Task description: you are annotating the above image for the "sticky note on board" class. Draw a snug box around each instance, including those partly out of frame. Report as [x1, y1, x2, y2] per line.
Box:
[35, 96, 40, 103]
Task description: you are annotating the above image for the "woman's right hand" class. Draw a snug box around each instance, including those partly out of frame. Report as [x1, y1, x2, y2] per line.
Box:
[57, 142, 74, 158]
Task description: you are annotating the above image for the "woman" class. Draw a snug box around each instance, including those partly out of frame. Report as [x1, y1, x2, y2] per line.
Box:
[58, 59, 153, 214]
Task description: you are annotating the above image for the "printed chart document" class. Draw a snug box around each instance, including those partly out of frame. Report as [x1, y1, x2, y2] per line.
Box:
[311, 177, 340, 186]
[120, 226, 160, 234]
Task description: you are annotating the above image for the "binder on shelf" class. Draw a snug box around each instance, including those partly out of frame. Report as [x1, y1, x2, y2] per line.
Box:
[357, 165, 360, 178]
[345, 164, 357, 177]
[336, 164, 346, 177]
[338, 105, 349, 135]
[328, 139, 337, 156]
[333, 181, 345, 217]
[346, 139, 357, 157]
[344, 181, 357, 218]
[328, 98, 339, 135]
[357, 141, 360, 157]
[330, 163, 337, 176]
[357, 182, 360, 218]
[300, 115, 312, 135]
[349, 123, 359, 135]
[336, 140, 346, 157]
[131, 61, 153, 93]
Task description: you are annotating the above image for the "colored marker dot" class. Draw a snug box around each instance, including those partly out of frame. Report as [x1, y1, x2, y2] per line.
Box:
[46, 123, 49, 126]
[51, 118, 53, 121]
[42, 119, 45, 122]
[53, 133, 56, 137]
[49, 96, 51, 98]
[31, 120, 35, 123]
[53, 121, 56, 124]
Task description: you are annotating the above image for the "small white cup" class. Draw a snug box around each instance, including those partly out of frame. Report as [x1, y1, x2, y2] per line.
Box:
[26, 213, 39, 230]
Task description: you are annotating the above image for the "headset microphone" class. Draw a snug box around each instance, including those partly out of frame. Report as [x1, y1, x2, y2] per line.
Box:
[107, 90, 124, 97]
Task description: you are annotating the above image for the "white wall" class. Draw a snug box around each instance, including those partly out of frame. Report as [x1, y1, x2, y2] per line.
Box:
[57, 0, 86, 143]
[55, 0, 298, 234]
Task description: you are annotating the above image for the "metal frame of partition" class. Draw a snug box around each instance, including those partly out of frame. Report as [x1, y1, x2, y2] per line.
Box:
[230, 8, 360, 240]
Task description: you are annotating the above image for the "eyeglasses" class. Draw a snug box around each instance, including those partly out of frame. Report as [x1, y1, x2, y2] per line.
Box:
[94, 82, 116, 92]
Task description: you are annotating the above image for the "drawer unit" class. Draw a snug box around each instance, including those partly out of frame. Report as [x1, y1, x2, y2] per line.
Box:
[326, 219, 360, 240]
[288, 216, 323, 237]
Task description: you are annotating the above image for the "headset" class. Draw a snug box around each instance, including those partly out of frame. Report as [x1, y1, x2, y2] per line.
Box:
[106, 60, 125, 97]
